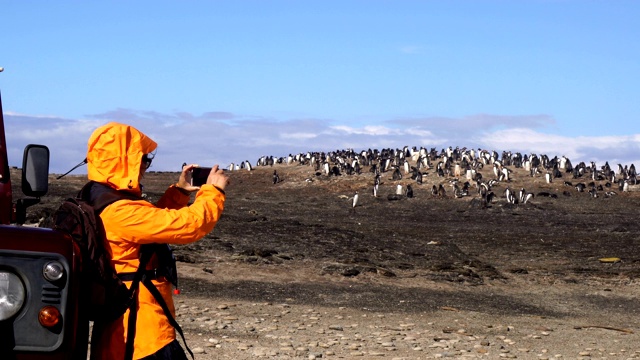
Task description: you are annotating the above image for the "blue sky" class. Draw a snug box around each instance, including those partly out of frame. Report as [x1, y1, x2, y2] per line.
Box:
[1, 1, 639, 174]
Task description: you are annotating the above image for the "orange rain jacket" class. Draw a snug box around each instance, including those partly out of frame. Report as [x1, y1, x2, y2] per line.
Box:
[87, 122, 225, 359]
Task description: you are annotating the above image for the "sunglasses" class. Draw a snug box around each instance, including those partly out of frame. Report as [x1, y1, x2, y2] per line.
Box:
[142, 152, 155, 170]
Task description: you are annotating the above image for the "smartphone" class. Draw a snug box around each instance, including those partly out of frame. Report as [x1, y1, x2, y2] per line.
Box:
[190, 167, 212, 186]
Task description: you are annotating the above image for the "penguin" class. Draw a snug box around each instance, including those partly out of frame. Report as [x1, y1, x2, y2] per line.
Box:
[453, 184, 468, 198]
[501, 167, 511, 182]
[349, 191, 359, 211]
[372, 183, 379, 197]
[382, 159, 391, 172]
[575, 183, 586, 192]
[588, 187, 598, 198]
[518, 188, 526, 203]
[545, 172, 552, 184]
[396, 184, 403, 195]
[323, 162, 330, 175]
[461, 181, 471, 192]
[392, 167, 403, 180]
[452, 184, 461, 198]
[406, 184, 414, 198]
[437, 184, 446, 198]
[485, 191, 495, 204]
[523, 191, 534, 204]
[504, 187, 512, 201]
[273, 170, 280, 184]
[493, 163, 500, 178]
[477, 181, 487, 195]
[431, 185, 438, 197]
[354, 161, 361, 175]
[504, 187, 517, 204]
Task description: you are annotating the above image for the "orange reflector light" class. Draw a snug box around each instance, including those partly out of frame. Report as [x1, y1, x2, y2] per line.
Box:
[38, 306, 61, 328]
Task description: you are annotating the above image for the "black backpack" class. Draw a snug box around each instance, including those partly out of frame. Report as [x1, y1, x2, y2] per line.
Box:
[53, 181, 191, 360]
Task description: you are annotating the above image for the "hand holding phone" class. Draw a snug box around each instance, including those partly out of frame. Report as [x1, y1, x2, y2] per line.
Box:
[185, 165, 229, 191]
[190, 167, 212, 187]
[206, 165, 230, 190]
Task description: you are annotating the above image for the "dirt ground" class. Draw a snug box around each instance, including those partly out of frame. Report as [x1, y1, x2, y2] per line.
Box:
[16, 155, 640, 359]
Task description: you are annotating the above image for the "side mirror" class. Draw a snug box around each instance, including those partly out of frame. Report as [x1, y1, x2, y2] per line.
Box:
[21, 144, 49, 198]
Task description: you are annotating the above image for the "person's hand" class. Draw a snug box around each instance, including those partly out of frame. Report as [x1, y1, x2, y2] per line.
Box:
[207, 165, 230, 190]
[176, 164, 201, 192]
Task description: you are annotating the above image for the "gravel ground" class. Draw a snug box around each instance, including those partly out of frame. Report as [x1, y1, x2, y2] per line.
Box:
[174, 262, 639, 360]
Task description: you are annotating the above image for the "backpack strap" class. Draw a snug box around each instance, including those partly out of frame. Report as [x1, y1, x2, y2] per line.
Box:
[141, 275, 194, 360]
[79, 181, 142, 212]
[124, 245, 154, 360]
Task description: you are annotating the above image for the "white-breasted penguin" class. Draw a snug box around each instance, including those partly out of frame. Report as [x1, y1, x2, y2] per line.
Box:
[504, 187, 516, 204]
[501, 167, 511, 182]
[350, 191, 359, 211]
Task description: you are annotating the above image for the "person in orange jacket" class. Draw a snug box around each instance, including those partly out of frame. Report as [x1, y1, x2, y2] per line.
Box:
[86, 122, 229, 359]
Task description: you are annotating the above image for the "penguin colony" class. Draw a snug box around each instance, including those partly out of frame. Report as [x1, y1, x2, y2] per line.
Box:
[228, 146, 638, 208]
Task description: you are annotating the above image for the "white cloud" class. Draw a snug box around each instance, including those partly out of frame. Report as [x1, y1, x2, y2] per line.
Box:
[279, 132, 317, 140]
[329, 125, 404, 136]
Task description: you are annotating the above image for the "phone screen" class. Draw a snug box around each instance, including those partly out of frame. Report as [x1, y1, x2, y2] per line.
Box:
[191, 167, 212, 186]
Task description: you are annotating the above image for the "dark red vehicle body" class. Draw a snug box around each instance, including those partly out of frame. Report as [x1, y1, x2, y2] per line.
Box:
[0, 91, 89, 359]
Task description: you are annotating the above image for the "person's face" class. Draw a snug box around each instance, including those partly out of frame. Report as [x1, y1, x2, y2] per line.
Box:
[140, 153, 154, 179]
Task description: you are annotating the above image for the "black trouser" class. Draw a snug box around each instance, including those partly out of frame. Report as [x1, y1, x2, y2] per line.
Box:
[141, 340, 188, 360]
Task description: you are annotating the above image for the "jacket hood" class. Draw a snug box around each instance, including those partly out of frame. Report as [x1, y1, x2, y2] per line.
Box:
[87, 122, 157, 193]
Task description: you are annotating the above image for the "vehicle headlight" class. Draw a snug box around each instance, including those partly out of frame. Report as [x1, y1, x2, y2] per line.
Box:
[0, 271, 26, 321]
[43, 261, 65, 282]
